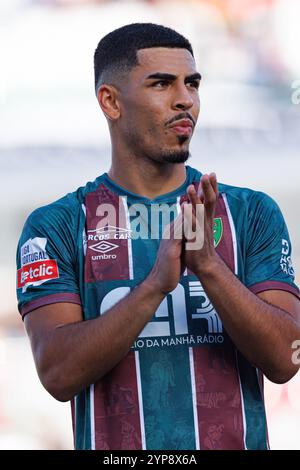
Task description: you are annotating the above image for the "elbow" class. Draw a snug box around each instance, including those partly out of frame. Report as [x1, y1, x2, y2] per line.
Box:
[41, 372, 75, 402]
[264, 363, 299, 385]
[37, 360, 75, 402]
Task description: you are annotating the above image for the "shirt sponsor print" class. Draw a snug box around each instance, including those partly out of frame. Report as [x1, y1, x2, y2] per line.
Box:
[17, 237, 59, 293]
[280, 238, 295, 277]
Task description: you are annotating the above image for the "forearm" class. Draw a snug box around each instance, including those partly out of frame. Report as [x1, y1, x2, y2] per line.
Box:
[41, 278, 165, 401]
[196, 254, 300, 382]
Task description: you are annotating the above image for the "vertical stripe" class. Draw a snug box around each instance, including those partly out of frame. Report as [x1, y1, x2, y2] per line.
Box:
[256, 370, 270, 450]
[93, 353, 142, 450]
[236, 353, 269, 449]
[192, 193, 245, 449]
[235, 350, 247, 449]
[223, 193, 268, 450]
[84, 184, 131, 282]
[222, 193, 247, 447]
[139, 346, 196, 450]
[70, 398, 76, 449]
[81, 203, 87, 256]
[189, 347, 200, 449]
[135, 351, 146, 449]
[194, 346, 245, 449]
[222, 194, 238, 275]
[121, 196, 134, 280]
[176, 197, 188, 277]
[73, 389, 91, 449]
[90, 384, 95, 450]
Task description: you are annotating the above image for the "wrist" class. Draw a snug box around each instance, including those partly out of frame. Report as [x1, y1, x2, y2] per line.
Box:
[142, 275, 167, 301]
[193, 252, 222, 278]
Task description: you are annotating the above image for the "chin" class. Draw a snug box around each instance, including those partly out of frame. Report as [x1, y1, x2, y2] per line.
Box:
[160, 149, 190, 164]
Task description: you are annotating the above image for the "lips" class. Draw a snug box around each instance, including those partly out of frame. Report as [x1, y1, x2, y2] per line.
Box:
[168, 119, 194, 136]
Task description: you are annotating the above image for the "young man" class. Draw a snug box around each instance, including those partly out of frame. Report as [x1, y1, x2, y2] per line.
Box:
[16, 23, 300, 450]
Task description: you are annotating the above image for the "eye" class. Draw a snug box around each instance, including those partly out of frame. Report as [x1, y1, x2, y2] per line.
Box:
[152, 80, 170, 88]
[187, 80, 200, 90]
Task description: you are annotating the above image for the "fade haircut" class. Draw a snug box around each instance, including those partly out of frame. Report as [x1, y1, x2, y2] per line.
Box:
[94, 23, 194, 95]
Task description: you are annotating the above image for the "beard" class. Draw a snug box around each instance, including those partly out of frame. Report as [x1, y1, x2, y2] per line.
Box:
[124, 127, 191, 164]
[159, 149, 190, 164]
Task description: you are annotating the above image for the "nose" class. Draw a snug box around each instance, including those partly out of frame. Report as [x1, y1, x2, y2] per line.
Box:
[171, 83, 194, 111]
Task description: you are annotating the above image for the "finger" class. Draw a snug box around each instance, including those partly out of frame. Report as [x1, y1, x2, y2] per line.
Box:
[197, 178, 204, 203]
[186, 184, 198, 208]
[209, 172, 218, 197]
[201, 176, 217, 219]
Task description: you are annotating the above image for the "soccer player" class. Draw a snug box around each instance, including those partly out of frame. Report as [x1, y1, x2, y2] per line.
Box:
[16, 23, 300, 450]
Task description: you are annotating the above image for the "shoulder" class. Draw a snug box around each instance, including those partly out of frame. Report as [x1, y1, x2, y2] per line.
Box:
[218, 182, 280, 215]
[25, 173, 107, 231]
[25, 192, 81, 233]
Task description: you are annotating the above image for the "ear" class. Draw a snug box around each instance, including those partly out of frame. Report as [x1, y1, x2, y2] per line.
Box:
[97, 84, 121, 121]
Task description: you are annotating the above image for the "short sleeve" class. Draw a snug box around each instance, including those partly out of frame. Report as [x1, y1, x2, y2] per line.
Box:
[16, 198, 82, 319]
[244, 191, 299, 299]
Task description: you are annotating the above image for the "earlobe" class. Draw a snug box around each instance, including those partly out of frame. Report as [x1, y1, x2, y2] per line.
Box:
[97, 85, 121, 121]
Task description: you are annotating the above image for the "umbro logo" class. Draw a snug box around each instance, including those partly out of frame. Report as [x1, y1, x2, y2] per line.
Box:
[89, 241, 119, 254]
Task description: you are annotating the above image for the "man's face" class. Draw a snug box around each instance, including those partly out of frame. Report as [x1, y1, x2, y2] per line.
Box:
[117, 47, 200, 164]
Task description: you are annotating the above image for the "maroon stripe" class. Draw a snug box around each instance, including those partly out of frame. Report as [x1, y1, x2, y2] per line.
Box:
[20, 292, 81, 319]
[192, 192, 245, 449]
[249, 281, 300, 299]
[84, 183, 131, 282]
[93, 352, 142, 450]
[194, 346, 245, 449]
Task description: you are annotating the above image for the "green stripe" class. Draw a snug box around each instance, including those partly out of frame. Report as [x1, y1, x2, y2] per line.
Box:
[237, 352, 268, 449]
[139, 346, 196, 450]
[75, 389, 92, 449]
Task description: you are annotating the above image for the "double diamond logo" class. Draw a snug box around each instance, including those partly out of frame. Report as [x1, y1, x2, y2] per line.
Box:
[89, 241, 119, 254]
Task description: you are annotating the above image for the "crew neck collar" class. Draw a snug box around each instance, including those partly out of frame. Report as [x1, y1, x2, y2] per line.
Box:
[102, 166, 199, 203]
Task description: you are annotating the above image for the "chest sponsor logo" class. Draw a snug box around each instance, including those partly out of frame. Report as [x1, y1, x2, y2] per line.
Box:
[100, 281, 224, 350]
[87, 225, 132, 241]
[87, 226, 132, 261]
[17, 237, 59, 292]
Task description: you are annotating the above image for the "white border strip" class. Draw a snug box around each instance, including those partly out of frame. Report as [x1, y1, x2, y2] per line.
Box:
[235, 350, 247, 449]
[90, 384, 95, 450]
[189, 347, 200, 449]
[121, 196, 134, 280]
[176, 196, 188, 276]
[135, 351, 146, 449]
[222, 193, 238, 275]
[73, 395, 77, 449]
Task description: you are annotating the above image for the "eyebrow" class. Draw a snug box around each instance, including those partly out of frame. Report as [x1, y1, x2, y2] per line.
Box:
[145, 72, 202, 82]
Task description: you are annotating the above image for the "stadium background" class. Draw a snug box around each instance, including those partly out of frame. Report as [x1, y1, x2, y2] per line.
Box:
[0, 0, 299, 449]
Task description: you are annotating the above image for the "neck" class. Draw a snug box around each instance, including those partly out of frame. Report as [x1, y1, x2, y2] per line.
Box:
[108, 144, 187, 199]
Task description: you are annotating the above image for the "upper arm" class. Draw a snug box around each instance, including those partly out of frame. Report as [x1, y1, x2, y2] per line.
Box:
[24, 302, 83, 371]
[258, 290, 300, 323]
[245, 192, 299, 300]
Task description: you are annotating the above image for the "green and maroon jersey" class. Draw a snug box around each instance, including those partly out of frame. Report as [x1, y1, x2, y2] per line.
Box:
[16, 166, 299, 450]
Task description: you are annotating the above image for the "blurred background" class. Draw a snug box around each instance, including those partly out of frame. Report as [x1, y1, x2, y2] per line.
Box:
[0, 0, 300, 450]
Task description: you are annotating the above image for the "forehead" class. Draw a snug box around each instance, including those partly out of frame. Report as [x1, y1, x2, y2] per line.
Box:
[135, 47, 197, 77]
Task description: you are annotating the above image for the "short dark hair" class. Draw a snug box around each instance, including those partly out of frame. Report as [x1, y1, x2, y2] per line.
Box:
[94, 23, 194, 94]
